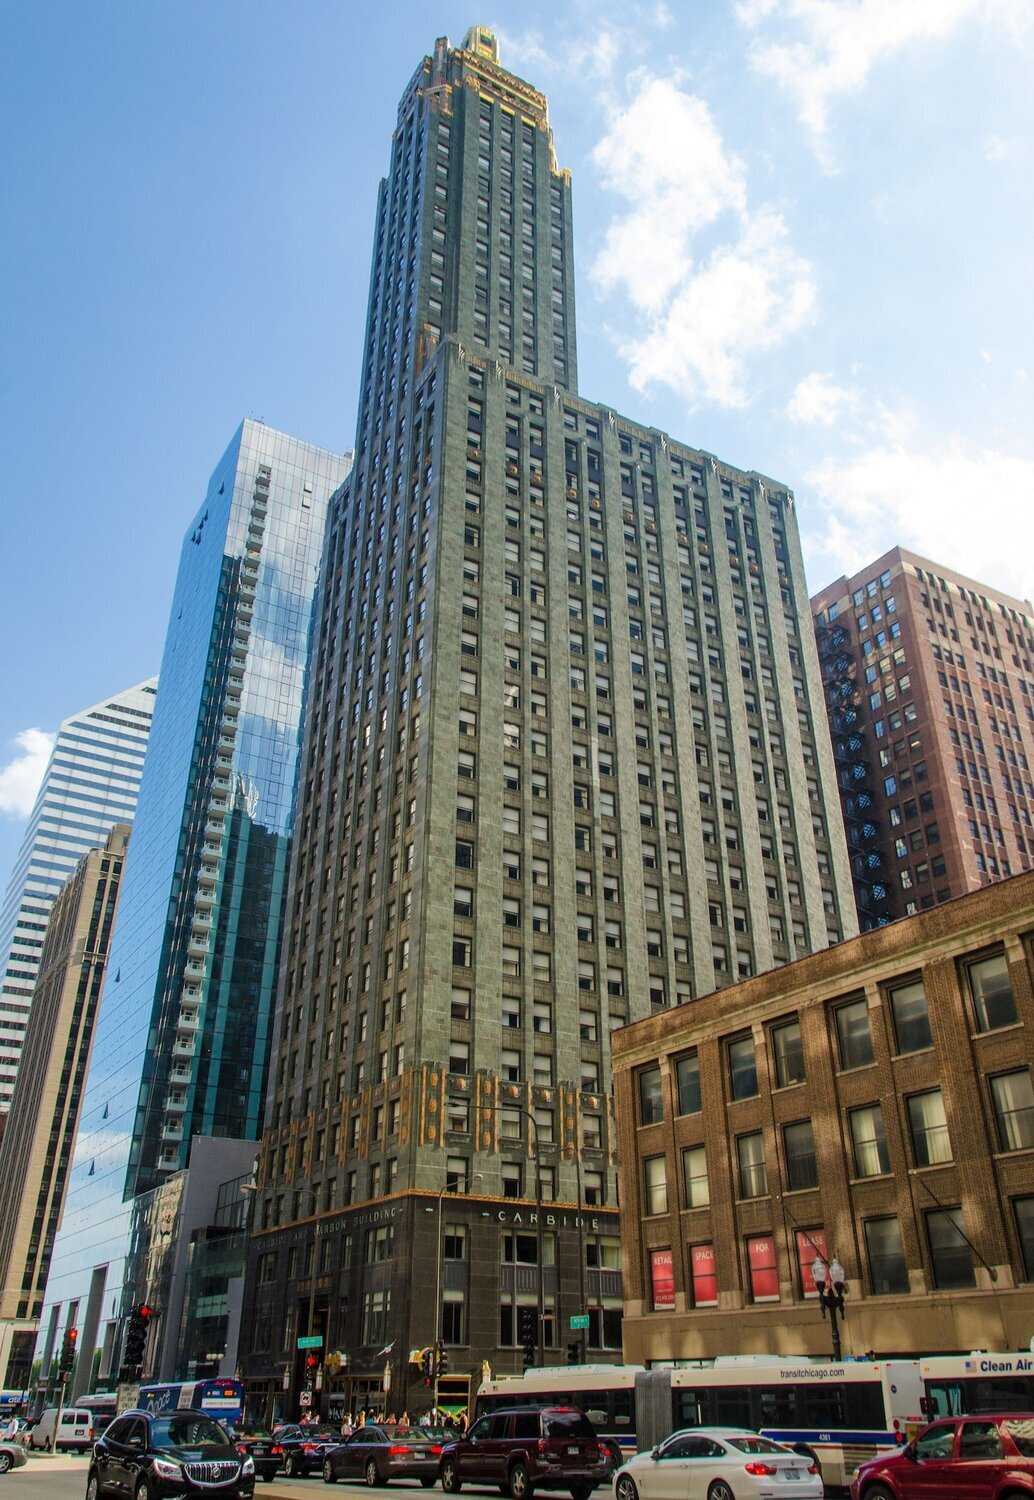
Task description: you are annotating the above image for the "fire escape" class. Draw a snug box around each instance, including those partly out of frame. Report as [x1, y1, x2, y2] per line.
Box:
[817, 620, 891, 929]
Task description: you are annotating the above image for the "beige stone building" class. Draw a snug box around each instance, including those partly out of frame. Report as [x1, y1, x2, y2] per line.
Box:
[613, 871, 1034, 1363]
[0, 824, 130, 1388]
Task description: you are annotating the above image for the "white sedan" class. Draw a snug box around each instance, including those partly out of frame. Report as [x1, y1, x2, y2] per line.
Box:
[613, 1428, 823, 1500]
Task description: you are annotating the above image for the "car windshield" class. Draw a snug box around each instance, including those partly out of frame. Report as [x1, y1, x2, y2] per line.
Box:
[727, 1437, 789, 1455]
[545, 1413, 595, 1439]
[1005, 1421, 1034, 1457]
[150, 1415, 233, 1451]
[383, 1427, 447, 1444]
[303, 1426, 340, 1440]
[239, 1428, 271, 1439]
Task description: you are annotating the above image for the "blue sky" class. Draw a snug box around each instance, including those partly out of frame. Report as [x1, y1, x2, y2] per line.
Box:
[1, 0, 1032, 881]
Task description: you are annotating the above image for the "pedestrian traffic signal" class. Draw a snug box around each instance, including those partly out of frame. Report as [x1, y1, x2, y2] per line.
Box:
[59, 1327, 78, 1376]
[566, 1341, 580, 1366]
[120, 1302, 154, 1378]
[421, 1347, 433, 1385]
[518, 1307, 536, 1373]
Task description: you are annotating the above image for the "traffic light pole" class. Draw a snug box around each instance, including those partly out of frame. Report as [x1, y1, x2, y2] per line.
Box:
[432, 1186, 446, 1414]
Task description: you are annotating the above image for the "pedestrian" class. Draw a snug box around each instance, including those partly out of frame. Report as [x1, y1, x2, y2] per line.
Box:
[386, 1411, 397, 1426]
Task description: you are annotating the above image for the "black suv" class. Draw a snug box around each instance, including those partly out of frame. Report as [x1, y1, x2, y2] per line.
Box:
[440, 1406, 610, 1500]
[86, 1410, 255, 1499]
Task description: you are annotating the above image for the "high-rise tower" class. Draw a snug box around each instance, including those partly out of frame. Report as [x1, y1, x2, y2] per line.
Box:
[240, 29, 855, 1421]
[38, 420, 351, 1375]
[0, 680, 156, 1108]
[812, 547, 1034, 929]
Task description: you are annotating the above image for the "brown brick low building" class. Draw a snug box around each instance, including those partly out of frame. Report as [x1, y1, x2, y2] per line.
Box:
[613, 871, 1034, 1362]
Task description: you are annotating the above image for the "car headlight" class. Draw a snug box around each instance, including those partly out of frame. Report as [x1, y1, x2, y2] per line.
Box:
[153, 1456, 184, 1479]
[242, 1455, 255, 1475]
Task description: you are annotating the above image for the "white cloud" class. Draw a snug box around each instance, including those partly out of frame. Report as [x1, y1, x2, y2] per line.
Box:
[983, 133, 1022, 162]
[591, 77, 814, 407]
[736, 1, 1030, 165]
[787, 371, 855, 425]
[802, 431, 1034, 603]
[0, 728, 54, 818]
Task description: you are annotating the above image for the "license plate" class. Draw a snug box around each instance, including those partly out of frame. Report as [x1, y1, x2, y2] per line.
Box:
[568, 1446, 579, 1455]
[784, 1473, 801, 1482]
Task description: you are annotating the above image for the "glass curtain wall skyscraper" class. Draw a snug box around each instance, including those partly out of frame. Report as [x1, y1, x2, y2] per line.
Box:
[240, 28, 855, 1421]
[38, 420, 351, 1370]
[0, 680, 156, 1109]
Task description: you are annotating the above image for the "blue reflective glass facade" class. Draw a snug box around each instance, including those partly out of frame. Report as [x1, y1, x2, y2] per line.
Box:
[42, 420, 351, 1325]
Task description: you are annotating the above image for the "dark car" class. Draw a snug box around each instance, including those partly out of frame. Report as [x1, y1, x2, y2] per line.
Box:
[272, 1423, 344, 1479]
[440, 1405, 610, 1500]
[851, 1412, 1034, 1499]
[323, 1424, 447, 1486]
[86, 1409, 255, 1499]
[232, 1427, 281, 1483]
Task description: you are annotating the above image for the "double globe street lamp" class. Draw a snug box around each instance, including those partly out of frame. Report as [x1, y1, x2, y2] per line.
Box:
[811, 1256, 847, 1360]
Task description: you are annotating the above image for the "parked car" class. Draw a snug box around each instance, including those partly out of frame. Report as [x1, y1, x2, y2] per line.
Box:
[323, 1423, 448, 1486]
[851, 1412, 1034, 1499]
[271, 1423, 344, 1479]
[231, 1427, 281, 1482]
[27, 1406, 94, 1451]
[85, 1410, 255, 1499]
[614, 1429, 823, 1500]
[0, 1440, 27, 1474]
[439, 1405, 610, 1500]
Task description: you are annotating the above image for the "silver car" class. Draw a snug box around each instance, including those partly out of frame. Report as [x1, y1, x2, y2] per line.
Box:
[0, 1441, 27, 1475]
[613, 1428, 822, 1500]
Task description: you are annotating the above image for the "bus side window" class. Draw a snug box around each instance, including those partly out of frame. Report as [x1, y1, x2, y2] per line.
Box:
[613, 1390, 633, 1427]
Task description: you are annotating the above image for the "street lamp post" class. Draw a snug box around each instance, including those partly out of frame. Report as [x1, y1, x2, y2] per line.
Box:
[568, 1141, 588, 1362]
[811, 1256, 847, 1361]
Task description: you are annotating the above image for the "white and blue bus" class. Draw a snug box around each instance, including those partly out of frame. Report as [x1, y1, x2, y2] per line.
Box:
[921, 1352, 1034, 1416]
[476, 1358, 923, 1491]
[138, 1379, 244, 1428]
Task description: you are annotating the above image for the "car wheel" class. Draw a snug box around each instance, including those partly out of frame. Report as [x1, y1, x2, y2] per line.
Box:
[324, 1456, 337, 1483]
[421, 1479, 436, 1489]
[857, 1489, 895, 1500]
[136, 1479, 153, 1500]
[263, 1476, 276, 1484]
[0, 1454, 11, 1474]
[707, 1484, 736, 1500]
[86, 1476, 101, 1500]
[509, 1461, 533, 1500]
[284, 1453, 299, 1478]
[440, 1458, 462, 1492]
[615, 1480, 638, 1500]
[571, 1486, 593, 1500]
[366, 1458, 382, 1487]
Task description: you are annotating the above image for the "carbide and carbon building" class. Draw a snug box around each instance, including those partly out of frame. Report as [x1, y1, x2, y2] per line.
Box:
[38, 419, 351, 1380]
[239, 27, 856, 1420]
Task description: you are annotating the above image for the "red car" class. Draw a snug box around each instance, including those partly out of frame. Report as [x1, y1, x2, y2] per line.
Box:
[851, 1412, 1034, 1499]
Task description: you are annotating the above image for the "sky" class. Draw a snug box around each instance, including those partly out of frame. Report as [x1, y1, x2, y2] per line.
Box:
[1, 0, 1033, 881]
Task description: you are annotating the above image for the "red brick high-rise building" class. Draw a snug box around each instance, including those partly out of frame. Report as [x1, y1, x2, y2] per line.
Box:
[812, 548, 1034, 931]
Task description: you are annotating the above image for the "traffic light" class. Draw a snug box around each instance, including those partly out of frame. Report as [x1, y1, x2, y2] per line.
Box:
[121, 1302, 154, 1378]
[59, 1327, 78, 1377]
[566, 1342, 580, 1366]
[518, 1307, 536, 1373]
[436, 1341, 448, 1378]
[420, 1347, 433, 1386]
[305, 1354, 319, 1374]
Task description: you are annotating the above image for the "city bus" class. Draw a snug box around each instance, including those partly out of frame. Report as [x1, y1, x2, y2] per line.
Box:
[921, 1352, 1034, 1416]
[476, 1358, 922, 1491]
[78, 1392, 118, 1434]
[138, 1379, 245, 1428]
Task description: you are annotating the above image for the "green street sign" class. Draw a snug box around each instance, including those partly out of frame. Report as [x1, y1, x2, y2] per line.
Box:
[569, 1314, 590, 1330]
[297, 1335, 324, 1349]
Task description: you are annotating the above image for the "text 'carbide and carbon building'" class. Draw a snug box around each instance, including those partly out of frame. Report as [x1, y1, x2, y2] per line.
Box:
[239, 27, 856, 1420]
[39, 420, 351, 1379]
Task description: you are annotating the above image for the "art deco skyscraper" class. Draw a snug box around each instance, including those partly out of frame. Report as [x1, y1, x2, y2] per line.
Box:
[0, 681, 155, 1108]
[240, 28, 856, 1420]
